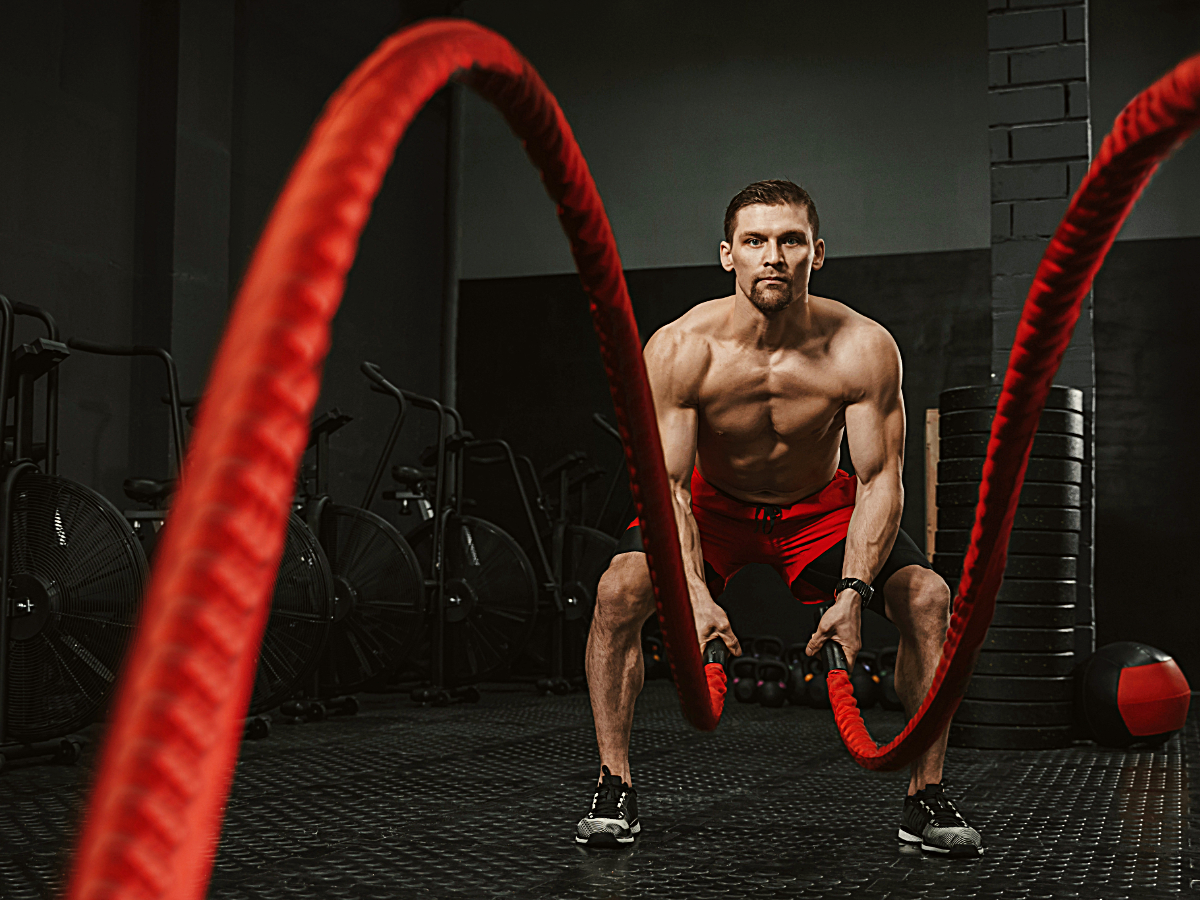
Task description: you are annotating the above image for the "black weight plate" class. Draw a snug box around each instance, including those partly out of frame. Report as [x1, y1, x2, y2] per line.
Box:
[956, 699, 1074, 726]
[937, 482, 1080, 509]
[939, 408, 1084, 438]
[990, 604, 1075, 628]
[965, 674, 1074, 702]
[938, 457, 1082, 485]
[944, 578, 1078, 605]
[936, 506, 1081, 531]
[935, 553, 1076, 580]
[940, 433, 1084, 460]
[936, 528, 1079, 556]
[939, 384, 1084, 414]
[949, 722, 1073, 749]
[975, 650, 1075, 676]
[983, 627, 1075, 653]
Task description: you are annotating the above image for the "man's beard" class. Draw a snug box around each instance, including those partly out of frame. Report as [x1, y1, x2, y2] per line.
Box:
[748, 278, 795, 315]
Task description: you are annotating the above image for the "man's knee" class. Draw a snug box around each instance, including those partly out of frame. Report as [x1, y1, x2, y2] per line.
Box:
[594, 553, 656, 628]
[886, 566, 951, 630]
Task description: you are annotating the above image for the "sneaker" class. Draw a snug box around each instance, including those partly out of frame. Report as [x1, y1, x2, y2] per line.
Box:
[898, 782, 983, 857]
[575, 766, 640, 846]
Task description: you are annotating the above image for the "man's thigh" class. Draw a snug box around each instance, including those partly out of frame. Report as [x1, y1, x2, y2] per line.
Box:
[790, 528, 932, 620]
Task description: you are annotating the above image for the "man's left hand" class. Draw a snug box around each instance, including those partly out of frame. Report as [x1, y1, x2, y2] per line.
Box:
[805, 591, 863, 670]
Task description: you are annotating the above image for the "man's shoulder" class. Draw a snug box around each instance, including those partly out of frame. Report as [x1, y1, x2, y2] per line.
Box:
[813, 295, 897, 353]
[644, 298, 730, 390]
[674, 295, 734, 334]
[647, 297, 731, 353]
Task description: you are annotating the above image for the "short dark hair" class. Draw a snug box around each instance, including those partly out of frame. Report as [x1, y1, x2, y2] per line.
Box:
[723, 180, 820, 244]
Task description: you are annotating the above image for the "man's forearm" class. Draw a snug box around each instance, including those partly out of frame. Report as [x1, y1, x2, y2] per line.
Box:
[670, 489, 710, 598]
[842, 473, 904, 588]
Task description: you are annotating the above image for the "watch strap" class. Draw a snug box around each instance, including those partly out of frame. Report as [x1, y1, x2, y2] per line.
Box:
[834, 576, 874, 609]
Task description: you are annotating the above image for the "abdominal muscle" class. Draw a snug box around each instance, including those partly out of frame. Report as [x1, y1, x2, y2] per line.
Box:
[695, 421, 845, 506]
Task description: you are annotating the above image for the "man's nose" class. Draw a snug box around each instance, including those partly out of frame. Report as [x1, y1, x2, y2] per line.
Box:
[763, 240, 785, 264]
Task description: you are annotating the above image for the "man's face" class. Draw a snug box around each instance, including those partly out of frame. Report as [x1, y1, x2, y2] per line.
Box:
[720, 203, 824, 315]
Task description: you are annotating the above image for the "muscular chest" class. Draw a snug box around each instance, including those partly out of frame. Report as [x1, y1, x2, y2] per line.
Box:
[697, 351, 847, 445]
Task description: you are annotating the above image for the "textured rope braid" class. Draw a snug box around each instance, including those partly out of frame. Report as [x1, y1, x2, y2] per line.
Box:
[64, 20, 720, 900]
[823, 53, 1200, 771]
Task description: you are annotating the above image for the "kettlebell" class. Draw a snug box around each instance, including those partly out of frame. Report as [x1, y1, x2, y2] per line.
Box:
[730, 657, 759, 704]
[784, 644, 811, 706]
[807, 653, 832, 708]
[752, 635, 785, 660]
[852, 650, 880, 710]
[877, 645, 904, 711]
[642, 634, 668, 679]
[755, 658, 789, 707]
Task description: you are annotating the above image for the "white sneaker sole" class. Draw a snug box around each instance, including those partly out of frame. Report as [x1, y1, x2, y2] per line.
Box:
[898, 826, 983, 856]
[575, 821, 640, 846]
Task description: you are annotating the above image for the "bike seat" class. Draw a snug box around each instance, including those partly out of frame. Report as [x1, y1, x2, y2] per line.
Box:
[540, 451, 588, 483]
[391, 464, 436, 486]
[123, 477, 174, 505]
[418, 431, 474, 467]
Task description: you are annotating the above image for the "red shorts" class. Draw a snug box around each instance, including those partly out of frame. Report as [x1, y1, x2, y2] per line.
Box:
[623, 468, 858, 604]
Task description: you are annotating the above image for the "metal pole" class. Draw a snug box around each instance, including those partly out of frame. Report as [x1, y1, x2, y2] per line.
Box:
[439, 81, 464, 409]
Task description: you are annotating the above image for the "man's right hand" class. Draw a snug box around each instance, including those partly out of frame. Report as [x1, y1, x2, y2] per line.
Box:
[691, 590, 741, 658]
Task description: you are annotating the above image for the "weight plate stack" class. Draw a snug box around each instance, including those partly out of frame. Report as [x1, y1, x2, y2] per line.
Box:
[939, 385, 1084, 414]
[938, 384, 1085, 750]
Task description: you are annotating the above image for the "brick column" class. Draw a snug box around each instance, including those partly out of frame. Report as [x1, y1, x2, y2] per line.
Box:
[988, 0, 1095, 658]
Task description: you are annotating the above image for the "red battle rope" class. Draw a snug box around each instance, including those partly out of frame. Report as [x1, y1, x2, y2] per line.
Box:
[64, 20, 721, 900]
[824, 53, 1200, 770]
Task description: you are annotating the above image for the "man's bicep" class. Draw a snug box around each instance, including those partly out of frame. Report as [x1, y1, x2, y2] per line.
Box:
[644, 327, 703, 489]
[843, 335, 905, 484]
[657, 403, 699, 486]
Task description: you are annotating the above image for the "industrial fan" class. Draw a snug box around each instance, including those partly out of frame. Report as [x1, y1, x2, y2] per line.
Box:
[314, 504, 426, 695]
[407, 513, 538, 683]
[514, 523, 615, 681]
[248, 512, 336, 714]
[556, 524, 614, 673]
[4, 472, 146, 741]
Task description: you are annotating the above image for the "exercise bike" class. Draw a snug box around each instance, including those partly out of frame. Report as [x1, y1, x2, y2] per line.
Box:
[292, 395, 426, 707]
[365, 362, 538, 705]
[0, 300, 146, 767]
[503, 448, 616, 694]
[66, 337, 336, 734]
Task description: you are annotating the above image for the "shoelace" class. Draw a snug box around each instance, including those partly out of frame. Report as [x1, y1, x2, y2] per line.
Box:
[920, 792, 967, 828]
[591, 784, 623, 820]
[591, 765, 627, 820]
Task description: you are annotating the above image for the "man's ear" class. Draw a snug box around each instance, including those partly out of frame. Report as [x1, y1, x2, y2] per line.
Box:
[720, 241, 734, 272]
[811, 238, 825, 271]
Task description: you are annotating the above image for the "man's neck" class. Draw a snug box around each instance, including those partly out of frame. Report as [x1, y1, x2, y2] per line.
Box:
[729, 290, 816, 351]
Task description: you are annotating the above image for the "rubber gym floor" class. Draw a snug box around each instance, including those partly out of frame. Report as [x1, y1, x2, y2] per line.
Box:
[1, 680, 1195, 899]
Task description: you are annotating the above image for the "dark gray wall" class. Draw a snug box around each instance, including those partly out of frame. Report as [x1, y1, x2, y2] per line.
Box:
[1094, 237, 1200, 681]
[0, 1, 142, 500]
[229, 0, 453, 507]
[457, 0, 991, 278]
[1091, 0, 1200, 242]
[0, 2, 453, 511]
[1088, 1, 1200, 679]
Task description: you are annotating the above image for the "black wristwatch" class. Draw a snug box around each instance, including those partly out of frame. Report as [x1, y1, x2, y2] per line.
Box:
[834, 577, 874, 610]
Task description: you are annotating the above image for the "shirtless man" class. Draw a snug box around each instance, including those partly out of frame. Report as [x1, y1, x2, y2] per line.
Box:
[574, 180, 983, 857]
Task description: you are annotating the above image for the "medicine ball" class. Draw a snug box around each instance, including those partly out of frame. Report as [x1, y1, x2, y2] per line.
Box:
[1078, 642, 1191, 748]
